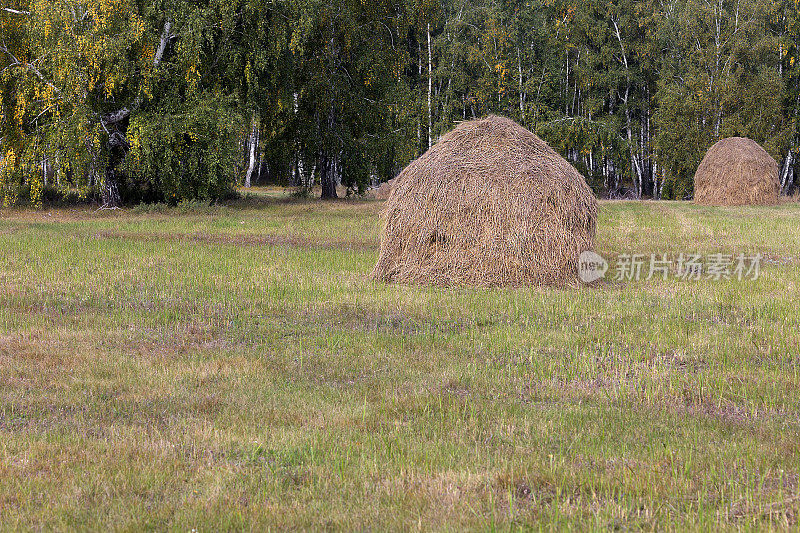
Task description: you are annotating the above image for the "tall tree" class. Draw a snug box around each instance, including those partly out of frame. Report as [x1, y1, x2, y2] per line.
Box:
[652, 0, 787, 198]
[290, 0, 407, 198]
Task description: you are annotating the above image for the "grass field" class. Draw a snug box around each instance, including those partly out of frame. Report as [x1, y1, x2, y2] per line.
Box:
[1, 192, 800, 530]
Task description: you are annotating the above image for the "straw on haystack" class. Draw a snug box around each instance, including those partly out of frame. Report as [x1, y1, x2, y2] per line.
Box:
[371, 115, 597, 287]
[366, 177, 397, 199]
[694, 137, 780, 206]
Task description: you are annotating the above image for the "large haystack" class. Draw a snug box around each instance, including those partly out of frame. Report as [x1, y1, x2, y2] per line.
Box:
[694, 137, 780, 206]
[371, 115, 597, 287]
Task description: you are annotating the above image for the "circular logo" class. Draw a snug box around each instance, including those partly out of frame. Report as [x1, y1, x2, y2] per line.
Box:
[578, 251, 608, 283]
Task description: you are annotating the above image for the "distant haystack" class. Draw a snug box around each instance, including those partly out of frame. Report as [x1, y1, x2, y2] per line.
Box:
[366, 177, 397, 199]
[370, 115, 597, 287]
[694, 137, 780, 206]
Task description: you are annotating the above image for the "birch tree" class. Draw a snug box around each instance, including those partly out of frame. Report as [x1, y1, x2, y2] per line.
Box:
[652, 0, 786, 198]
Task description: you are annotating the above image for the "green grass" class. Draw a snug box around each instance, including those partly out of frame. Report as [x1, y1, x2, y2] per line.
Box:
[1, 197, 799, 531]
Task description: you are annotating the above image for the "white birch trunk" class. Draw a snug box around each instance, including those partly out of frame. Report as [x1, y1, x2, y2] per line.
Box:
[427, 22, 433, 150]
[517, 48, 524, 120]
[612, 16, 642, 198]
[244, 111, 258, 188]
[780, 151, 794, 194]
[417, 41, 422, 152]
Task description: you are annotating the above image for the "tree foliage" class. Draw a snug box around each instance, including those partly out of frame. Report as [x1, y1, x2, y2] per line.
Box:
[2, 0, 800, 204]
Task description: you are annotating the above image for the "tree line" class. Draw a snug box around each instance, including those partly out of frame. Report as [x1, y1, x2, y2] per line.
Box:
[2, 0, 799, 205]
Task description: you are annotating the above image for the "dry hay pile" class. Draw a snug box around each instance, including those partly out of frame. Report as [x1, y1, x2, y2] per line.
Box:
[371, 115, 597, 287]
[366, 177, 397, 199]
[694, 137, 780, 206]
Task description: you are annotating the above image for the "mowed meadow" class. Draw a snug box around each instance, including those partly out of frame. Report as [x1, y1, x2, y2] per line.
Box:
[1, 191, 800, 531]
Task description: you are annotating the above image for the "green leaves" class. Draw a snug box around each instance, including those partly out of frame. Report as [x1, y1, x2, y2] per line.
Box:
[652, 0, 788, 197]
[2, 0, 800, 205]
[125, 94, 243, 202]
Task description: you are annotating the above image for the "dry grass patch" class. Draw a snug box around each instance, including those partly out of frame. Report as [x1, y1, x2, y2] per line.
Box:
[1, 196, 800, 530]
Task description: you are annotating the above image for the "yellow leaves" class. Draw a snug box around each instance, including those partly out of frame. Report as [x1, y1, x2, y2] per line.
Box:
[0, 150, 19, 208]
[185, 62, 201, 94]
[88, 72, 99, 93]
[186, 64, 200, 85]
[28, 172, 43, 209]
[45, 0, 147, 100]
[129, 11, 146, 40]
[142, 81, 153, 102]
[364, 67, 376, 87]
[128, 126, 141, 150]
[86, 0, 133, 28]
[1, 150, 17, 173]
[105, 75, 116, 97]
[555, 5, 576, 26]
[142, 44, 155, 62]
[14, 94, 26, 126]
[126, 122, 144, 169]
[94, 128, 103, 150]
